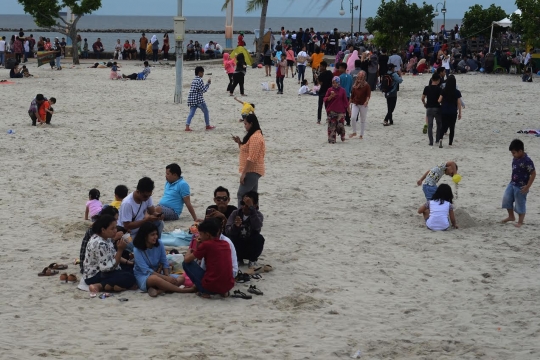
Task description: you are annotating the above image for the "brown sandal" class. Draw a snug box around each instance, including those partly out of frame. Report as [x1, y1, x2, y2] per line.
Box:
[38, 267, 59, 276]
[67, 274, 78, 283]
[59, 273, 68, 282]
[49, 262, 68, 270]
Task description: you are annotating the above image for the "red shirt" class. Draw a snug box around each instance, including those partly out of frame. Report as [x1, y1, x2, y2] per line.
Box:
[193, 239, 234, 294]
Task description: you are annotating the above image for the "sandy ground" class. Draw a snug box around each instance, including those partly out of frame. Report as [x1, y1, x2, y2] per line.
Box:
[1, 58, 539, 360]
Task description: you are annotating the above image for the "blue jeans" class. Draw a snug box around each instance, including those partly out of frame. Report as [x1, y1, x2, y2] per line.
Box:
[422, 184, 437, 201]
[502, 183, 528, 214]
[55, 56, 61, 68]
[182, 261, 213, 294]
[0, 52, 4, 66]
[297, 64, 306, 81]
[186, 103, 210, 126]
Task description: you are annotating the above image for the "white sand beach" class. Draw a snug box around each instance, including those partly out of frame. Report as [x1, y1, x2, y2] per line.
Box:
[1, 59, 539, 359]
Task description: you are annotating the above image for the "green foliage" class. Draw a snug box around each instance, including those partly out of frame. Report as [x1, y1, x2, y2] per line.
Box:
[461, 4, 507, 39]
[512, 0, 540, 49]
[18, 0, 101, 27]
[364, 0, 434, 49]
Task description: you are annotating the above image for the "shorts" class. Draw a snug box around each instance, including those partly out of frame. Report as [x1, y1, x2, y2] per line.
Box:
[287, 60, 294, 67]
[158, 205, 179, 221]
[422, 184, 438, 201]
[502, 183, 528, 214]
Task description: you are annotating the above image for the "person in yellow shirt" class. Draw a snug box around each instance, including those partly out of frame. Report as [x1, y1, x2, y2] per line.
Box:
[234, 96, 255, 122]
[110, 185, 128, 210]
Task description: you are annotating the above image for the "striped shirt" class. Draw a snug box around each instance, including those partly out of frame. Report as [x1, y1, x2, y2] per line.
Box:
[239, 130, 265, 176]
[187, 76, 210, 107]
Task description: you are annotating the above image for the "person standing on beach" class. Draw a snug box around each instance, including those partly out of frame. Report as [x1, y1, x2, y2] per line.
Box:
[324, 76, 349, 143]
[150, 35, 159, 63]
[139, 33, 148, 61]
[382, 63, 403, 126]
[388, 49, 403, 72]
[162, 34, 170, 60]
[437, 75, 461, 148]
[229, 53, 247, 96]
[185, 66, 215, 132]
[231, 114, 266, 207]
[317, 61, 333, 125]
[502, 139, 536, 228]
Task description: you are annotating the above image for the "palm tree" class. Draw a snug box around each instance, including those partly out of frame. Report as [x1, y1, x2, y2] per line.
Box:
[221, 0, 337, 56]
[223, 0, 269, 56]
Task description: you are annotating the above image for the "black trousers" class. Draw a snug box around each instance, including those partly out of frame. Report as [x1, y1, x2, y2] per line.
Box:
[229, 72, 245, 95]
[276, 76, 284, 92]
[317, 94, 326, 122]
[139, 49, 146, 61]
[226, 73, 234, 92]
[345, 97, 351, 125]
[384, 96, 397, 123]
[440, 113, 457, 145]
[124, 73, 138, 80]
[231, 233, 265, 262]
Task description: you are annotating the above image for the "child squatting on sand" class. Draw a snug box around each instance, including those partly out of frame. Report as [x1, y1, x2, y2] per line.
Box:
[417, 160, 458, 200]
[418, 183, 458, 230]
[501, 139, 536, 227]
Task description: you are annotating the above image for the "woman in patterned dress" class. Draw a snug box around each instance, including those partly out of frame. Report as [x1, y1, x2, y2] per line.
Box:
[323, 76, 349, 143]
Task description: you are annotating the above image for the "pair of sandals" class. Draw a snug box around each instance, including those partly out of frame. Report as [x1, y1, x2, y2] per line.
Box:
[230, 285, 263, 300]
[37, 262, 68, 276]
[59, 273, 78, 283]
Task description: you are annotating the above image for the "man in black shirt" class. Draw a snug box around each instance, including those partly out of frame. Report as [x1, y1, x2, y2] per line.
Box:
[421, 73, 442, 146]
[205, 186, 237, 232]
[317, 61, 334, 124]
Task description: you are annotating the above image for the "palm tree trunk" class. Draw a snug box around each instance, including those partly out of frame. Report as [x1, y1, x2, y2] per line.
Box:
[257, 0, 269, 57]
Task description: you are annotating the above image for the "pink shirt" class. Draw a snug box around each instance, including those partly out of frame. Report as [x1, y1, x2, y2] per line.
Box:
[86, 199, 103, 218]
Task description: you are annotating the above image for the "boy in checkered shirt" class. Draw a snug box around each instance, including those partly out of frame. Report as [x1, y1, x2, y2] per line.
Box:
[185, 66, 215, 131]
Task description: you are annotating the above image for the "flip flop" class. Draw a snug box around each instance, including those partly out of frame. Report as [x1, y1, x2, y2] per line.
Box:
[49, 263, 68, 270]
[231, 290, 252, 300]
[263, 264, 274, 273]
[248, 285, 263, 296]
[67, 274, 78, 283]
[38, 267, 58, 276]
[235, 271, 251, 283]
[59, 273, 68, 282]
[251, 274, 263, 280]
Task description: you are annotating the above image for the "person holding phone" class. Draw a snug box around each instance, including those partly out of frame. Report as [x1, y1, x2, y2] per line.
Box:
[205, 186, 238, 231]
[155, 163, 201, 222]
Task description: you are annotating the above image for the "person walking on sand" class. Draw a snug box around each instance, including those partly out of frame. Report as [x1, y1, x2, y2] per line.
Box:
[185, 66, 215, 132]
[382, 63, 403, 126]
[139, 33, 148, 61]
[501, 139, 536, 228]
[349, 71, 371, 139]
[324, 76, 349, 144]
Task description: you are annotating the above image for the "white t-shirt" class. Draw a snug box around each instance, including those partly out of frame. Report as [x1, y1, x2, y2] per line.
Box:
[297, 51, 308, 66]
[0, 40, 6, 52]
[200, 234, 238, 277]
[24, 41, 29, 52]
[298, 85, 310, 95]
[426, 200, 452, 231]
[117, 192, 154, 238]
[442, 56, 451, 70]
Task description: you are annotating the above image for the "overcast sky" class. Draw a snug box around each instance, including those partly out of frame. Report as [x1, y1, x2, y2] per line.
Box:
[3, 0, 516, 19]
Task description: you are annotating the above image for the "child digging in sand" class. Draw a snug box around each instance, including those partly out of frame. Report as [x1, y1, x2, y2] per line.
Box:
[233, 96, 255, 122]
[85, 188, 103, 221]
[417, 161, 458, 200]
[418, 183, 458, 230]
[502, 139, 536, 227]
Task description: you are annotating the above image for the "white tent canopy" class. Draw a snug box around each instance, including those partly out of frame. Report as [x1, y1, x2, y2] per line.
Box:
[489, 9, 521, 53]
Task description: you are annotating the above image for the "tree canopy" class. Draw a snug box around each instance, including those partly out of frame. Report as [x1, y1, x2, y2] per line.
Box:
[461, 4, 507, 39]
[511, 0, 540, 49]
[364, 0, 434, 50]
[18, 0, 102, 64]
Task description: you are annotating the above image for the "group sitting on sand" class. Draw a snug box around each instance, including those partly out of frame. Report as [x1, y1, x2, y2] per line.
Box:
[75, 163, 268, 299]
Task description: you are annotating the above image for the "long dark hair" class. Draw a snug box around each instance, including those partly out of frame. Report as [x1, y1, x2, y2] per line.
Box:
[133, 222, 160, 250]
[431, 184, 454, 205]
[242, 114, 262, 144]
[236, 53, 245, 64]
[441, 74, 457, 103]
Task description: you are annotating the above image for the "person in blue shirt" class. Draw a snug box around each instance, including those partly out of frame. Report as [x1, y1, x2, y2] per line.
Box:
[155, 163, 201, 222]
[338, 62, 353, 126]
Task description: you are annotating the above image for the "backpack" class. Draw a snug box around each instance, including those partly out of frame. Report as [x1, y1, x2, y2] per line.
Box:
[380, 73, 394, 93]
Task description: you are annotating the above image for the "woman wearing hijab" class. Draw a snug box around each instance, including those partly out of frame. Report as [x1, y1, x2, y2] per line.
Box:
[335, 51, 345, 66]
[346, 50, 359, 73]
[367, 54, 379, 91]
[323, 76, 349, 144]
[349, 71, 371, 139]
[150, 35, 159, 63]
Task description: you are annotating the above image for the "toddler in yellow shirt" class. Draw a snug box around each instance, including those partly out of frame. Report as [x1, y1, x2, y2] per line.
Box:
[234, 96, 255, 122]
[110, 185, 128, 209]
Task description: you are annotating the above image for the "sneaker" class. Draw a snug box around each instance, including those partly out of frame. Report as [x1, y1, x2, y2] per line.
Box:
[248, 261, 259, 269]
[205, 125, 216, 130]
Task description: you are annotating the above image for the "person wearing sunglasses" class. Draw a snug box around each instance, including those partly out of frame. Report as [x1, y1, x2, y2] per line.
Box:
[205, 186, 238, 230]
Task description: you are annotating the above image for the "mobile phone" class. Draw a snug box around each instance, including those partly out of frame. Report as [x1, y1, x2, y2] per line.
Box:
[206, 208, 214, 215]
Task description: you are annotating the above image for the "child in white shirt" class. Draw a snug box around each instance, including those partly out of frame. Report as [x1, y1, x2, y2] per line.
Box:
[417, 183, 458, 230]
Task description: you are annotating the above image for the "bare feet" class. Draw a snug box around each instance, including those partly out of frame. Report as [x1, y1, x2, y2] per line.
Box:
[514, 222, 523, 228]
[349, 133, 357, 138]
[197, 292, 211, 299]
[359, 135, 363, 139]
[148, 287, 163, 297]
[501, 216, 515, 223]
[89, 284, 102, 297]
